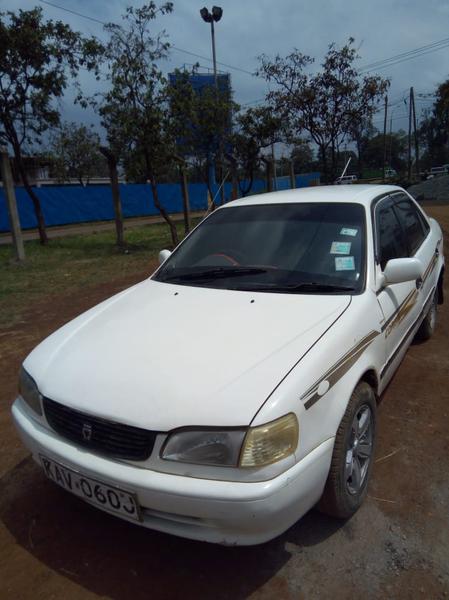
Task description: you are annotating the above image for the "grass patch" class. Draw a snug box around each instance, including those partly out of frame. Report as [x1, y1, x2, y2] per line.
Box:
[0, 220, 194, 328]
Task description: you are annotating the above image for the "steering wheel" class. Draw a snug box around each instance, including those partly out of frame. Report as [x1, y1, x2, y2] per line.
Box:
[202, 249, 246, 266]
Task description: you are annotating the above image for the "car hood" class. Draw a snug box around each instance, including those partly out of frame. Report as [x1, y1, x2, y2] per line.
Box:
[25, 279, 351, 430]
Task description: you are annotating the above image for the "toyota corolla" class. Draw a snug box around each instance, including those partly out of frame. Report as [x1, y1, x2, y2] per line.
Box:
[12, 185, 444, 545]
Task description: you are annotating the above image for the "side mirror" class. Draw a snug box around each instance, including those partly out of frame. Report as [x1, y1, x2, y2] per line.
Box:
[158, 249, 172, 265]
[382, 257, 424, 286]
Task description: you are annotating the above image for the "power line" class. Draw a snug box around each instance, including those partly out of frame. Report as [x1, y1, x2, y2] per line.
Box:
[38, 0, 105, 25]
[35, 0, 447, 111]
[360, 39, 449, 73]
[37, 0, 255, 78]
[360, 35, 449, 70]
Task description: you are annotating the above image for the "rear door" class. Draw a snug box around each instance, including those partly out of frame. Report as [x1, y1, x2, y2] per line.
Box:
[375, 193, 433, 369]
[393, 193, 435, 305]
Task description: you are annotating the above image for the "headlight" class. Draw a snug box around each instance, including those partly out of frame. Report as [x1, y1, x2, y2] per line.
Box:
[161, 429, 246, 466]
[239, 413, 299, 468]
[19, 367, 43, 415]
[161, 413, 299, 469]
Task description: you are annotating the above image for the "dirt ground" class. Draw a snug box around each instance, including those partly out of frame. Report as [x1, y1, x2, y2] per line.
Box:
[0, 206, 448, 600]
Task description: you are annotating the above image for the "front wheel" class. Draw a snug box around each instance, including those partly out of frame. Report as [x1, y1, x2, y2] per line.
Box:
[318, 382, 376, 519]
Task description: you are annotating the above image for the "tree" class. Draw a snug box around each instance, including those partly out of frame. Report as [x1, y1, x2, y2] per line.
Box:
[364, 130, 407, 172]
[289, 138, 315, 174]
[167, 68, 237, 203]
[99, 145, 125, 248]
[94, 3, 182, 246]
[49, 122, 107, 185]
[347, 116, 376, 176]
[0, 7, 101, 244]
[258, 39, 389, 181]
[229, 105, 283, 195]
[419, 80, 449, 168]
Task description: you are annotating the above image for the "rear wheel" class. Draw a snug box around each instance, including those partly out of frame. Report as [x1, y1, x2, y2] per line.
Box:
[318, 382, 376, 519]
[415, 291, 437, 342]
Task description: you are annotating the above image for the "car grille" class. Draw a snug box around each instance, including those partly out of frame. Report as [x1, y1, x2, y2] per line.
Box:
[43, 398, 157, 461]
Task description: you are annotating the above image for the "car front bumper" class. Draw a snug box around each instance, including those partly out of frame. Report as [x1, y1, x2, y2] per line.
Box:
[12, 398, 334, 545]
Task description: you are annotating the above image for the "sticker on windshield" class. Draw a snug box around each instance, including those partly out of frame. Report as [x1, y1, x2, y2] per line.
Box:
[335, 256, 355, 271]
[330, 241, 351, 255]
[340, 227, 358, 237]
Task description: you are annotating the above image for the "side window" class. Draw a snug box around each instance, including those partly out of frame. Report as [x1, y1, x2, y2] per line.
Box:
[393, 196, 427, 255]
[376, 200, 408, 270]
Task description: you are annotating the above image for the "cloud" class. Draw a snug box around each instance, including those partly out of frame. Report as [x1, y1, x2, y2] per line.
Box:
[3, 0, 448, 131]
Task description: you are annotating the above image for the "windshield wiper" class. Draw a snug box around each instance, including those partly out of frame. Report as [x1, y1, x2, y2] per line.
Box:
[161, 266, 268, 282]
[240, 282, 355, 294]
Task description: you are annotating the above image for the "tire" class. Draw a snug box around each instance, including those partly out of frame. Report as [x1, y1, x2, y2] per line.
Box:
[415, 290, 437, 342]
[318, 381, 376, 519]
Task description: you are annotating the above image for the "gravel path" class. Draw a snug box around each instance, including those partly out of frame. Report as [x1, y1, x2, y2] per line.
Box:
[408, 175, 449, 203]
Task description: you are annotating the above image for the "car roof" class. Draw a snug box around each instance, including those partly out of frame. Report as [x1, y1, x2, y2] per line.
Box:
[224, 184, 402, 209]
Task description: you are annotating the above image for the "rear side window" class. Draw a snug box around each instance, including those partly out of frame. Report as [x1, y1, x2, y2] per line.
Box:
[393, 195, 427, 255]
[376, 199, 408, 269]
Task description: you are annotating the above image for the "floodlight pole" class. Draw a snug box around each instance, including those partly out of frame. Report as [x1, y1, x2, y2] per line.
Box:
[200, 7, 222, 89]
[210, 19, 218, 88]
[200, 7, 224, 199]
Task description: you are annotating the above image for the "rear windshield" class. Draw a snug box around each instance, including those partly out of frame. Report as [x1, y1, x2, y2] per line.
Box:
[154, 202, 366, 294]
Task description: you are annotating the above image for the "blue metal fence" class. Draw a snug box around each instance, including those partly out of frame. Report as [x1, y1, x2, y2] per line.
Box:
[0, 172, 320, 232]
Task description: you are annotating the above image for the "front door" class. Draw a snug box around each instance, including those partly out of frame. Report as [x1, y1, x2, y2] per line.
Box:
[374, 193, 431, 375]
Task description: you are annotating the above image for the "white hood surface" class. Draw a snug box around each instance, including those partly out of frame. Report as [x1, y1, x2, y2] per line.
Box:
[25, 279, 350, 430]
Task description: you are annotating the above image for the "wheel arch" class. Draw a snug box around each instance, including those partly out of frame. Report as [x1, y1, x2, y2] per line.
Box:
[437, 265, 445, 305]
[359, 369, 380, 400]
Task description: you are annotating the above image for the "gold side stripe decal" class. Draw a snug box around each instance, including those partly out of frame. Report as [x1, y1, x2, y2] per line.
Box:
[302, 248, 440, 411]
[381, 248, 438, 336]
[422, 251, 438, 285]
[384, 289, 418, 337]
[301, 330, 380, 410]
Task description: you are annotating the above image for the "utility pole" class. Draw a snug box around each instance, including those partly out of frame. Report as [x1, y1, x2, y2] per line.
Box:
[408, 87, 413, 181]
[382, 95, 388, 181]
[389, 110, 394, 167]
[411, 87, 420, 178]
[271, 142, 277, 190]
[289, 160, 296, 189]
[0, 146, 25, 261]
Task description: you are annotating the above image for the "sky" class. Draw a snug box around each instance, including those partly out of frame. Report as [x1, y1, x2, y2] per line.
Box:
[3, 0, 449, 145]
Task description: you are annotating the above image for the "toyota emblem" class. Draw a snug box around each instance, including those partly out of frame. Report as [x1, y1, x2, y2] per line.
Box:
[82, 423, 93, 441]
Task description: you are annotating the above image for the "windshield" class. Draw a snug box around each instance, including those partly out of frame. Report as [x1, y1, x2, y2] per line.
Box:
[154, 202, 366, 294]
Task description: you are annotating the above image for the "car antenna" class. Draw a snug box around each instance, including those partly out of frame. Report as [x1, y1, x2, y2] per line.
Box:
[340, 156, 352, 179]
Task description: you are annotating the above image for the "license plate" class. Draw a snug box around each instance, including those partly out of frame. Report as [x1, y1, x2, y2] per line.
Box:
[39, 454, 141, 522]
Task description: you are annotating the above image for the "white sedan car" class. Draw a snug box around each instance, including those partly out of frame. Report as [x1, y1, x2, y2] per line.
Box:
[12, 185, 444, 545]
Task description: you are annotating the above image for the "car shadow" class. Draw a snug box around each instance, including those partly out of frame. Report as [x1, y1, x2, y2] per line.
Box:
[0, 456, 345, 599]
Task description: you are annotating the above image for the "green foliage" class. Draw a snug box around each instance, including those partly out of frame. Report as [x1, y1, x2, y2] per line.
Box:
[48, 122, 107, 185]
[419, 80, 449, 168]
[258, 39, 389, 180]
[363, 130, 407, 172]
[166, 68, 237, 191]
[92, 3, 183, 244]
[0, 7, 101, 150]
[0, 7, 102, 243]
[96, 3, 174, 179]
[229, 105, 282, 194]
[289, 139, 315, 173]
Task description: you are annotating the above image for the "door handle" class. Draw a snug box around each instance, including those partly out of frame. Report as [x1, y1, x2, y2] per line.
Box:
[416, 277, 423, 290]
